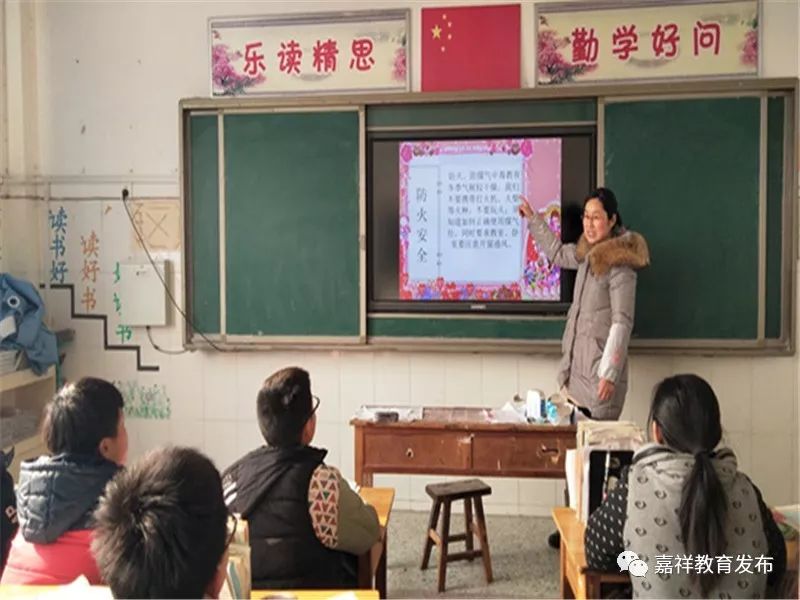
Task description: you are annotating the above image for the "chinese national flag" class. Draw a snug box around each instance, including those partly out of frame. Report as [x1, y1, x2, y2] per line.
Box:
[422, 4, 520, 92]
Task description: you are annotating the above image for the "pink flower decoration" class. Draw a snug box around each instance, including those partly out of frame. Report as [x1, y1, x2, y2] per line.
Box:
[520, 139, 533, 157]
[740, 29, 757, 66]
[400, 143, 412, 163]
[537, 24, 597, 84]
[392, 47, 407, 82]
[211, 43, 265, 96]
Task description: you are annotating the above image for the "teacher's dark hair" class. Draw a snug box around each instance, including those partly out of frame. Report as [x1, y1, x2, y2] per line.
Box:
[585, 187, 623, 228]
[648, 374, 725, 597]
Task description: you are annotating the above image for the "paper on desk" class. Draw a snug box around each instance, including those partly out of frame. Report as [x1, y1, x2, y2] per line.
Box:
[565, 449, 578, 511]
[490, 402, 528, 424]
[353, 406, 423, 422]
[345, 478, 361, 494]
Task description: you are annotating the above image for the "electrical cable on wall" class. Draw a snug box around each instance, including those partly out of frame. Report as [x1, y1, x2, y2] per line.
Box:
[120, 187, 228, 353]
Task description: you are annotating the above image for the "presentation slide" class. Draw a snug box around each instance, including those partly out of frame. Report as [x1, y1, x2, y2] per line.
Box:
[399, 138, 562, 302]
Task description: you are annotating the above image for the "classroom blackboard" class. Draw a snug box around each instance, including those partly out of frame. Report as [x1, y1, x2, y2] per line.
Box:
[186, 110, 361, 341]
[182, 82, 794, 351]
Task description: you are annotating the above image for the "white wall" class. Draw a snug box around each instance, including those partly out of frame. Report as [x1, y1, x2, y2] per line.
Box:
[1, 0, 798, 514]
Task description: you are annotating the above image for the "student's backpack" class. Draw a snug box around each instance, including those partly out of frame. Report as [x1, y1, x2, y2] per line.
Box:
[0, 448, 18, 576]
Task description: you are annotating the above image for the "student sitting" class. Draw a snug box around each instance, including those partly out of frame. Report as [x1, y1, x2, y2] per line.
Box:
[1, 377, 127, 585]
[585, 374, 786, 598]
[92, 446, 231, 599]
[222, 366, 380, 589]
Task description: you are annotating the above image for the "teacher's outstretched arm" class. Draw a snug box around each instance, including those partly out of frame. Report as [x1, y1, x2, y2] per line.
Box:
[518, 196, 579, 270]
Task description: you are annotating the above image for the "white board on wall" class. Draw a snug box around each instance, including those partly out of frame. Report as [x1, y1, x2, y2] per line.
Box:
[117, 261, 168, 327]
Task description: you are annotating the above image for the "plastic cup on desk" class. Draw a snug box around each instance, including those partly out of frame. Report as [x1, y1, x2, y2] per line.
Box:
[525, 389, 545, 423]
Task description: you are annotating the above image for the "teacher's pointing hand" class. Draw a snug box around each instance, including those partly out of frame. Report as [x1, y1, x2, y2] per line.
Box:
[518, 196, 534, 220]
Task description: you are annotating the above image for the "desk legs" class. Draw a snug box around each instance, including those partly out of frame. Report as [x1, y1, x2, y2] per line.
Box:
[560, 539, 575, 599]
[358, 554, 371, 590]
[355, 429, 371, 486]
[358, 530, 388, 598]
[376, 530, 388, 599]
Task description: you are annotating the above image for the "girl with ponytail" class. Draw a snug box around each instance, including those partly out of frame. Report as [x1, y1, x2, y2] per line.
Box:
[585, 374, 786, 598]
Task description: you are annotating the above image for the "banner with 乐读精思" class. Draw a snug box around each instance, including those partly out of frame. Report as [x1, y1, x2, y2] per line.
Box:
[209, 9, 409, 96]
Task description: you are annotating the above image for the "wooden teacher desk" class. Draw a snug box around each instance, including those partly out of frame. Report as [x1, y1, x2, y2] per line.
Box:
[351, 407, 576, 486]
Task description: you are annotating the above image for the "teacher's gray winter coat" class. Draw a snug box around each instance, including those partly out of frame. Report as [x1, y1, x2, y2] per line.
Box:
[527, 212, 649, 419]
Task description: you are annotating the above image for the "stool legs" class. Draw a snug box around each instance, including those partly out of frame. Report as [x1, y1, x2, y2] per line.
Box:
[421, 499, 441, 570]
[473, 496, 493, 584]
[422, 493, 493, 592]
[464, 497, 474, 560]
[438, 499, 452, 593]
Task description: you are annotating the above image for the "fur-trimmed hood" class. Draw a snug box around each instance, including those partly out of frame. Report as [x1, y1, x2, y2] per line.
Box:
[576, 230, 650, 276]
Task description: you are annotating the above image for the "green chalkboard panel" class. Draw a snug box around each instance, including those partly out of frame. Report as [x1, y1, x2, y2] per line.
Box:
[605, 98, 760, 340]
[188, 115, 221, 336]
[223, 111, 360, 337]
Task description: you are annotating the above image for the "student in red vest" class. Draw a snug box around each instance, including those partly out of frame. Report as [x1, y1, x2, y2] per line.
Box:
[1, 377, 127, 585]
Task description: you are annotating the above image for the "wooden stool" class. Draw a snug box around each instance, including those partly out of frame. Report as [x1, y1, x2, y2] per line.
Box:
[421, 478, 493, 592]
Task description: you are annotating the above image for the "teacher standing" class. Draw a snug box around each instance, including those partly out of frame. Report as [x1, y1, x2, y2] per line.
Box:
[519, 188, 649, 420]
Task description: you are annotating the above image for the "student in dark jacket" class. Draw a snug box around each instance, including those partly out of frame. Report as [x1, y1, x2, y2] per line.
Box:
[585, 374, 786, 599]
[222, 366, 380, 590]
[1, 377, 127, 585]
[0, 449, 18, 578]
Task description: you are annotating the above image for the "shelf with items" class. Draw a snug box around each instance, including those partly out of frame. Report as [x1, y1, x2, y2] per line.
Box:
[1, 365, 55, 479]
[0, 365, 56, 395]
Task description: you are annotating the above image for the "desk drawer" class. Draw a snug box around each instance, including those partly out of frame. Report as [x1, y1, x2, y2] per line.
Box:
[471, 434, 569, 476]
[363, 431, 472, 471]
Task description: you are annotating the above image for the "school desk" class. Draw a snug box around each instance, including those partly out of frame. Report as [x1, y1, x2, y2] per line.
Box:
[0, 584, 110, 598]
[357, 487, 395, 599]
[252, 590, 379, 600]
[552, 506, 630, 599]
[0, 585, 378, 600]
[351, 407, 576, 486]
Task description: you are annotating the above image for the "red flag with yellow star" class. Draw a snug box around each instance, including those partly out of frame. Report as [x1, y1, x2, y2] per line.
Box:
[421, 4, 520, 92]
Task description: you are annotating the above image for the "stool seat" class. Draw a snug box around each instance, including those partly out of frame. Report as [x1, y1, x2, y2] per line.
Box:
[421, 478, 493, 592]
[425, 478, 492, 501]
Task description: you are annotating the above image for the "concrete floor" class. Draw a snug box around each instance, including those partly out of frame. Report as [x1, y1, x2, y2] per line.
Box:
[386, 510, 561, 599]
